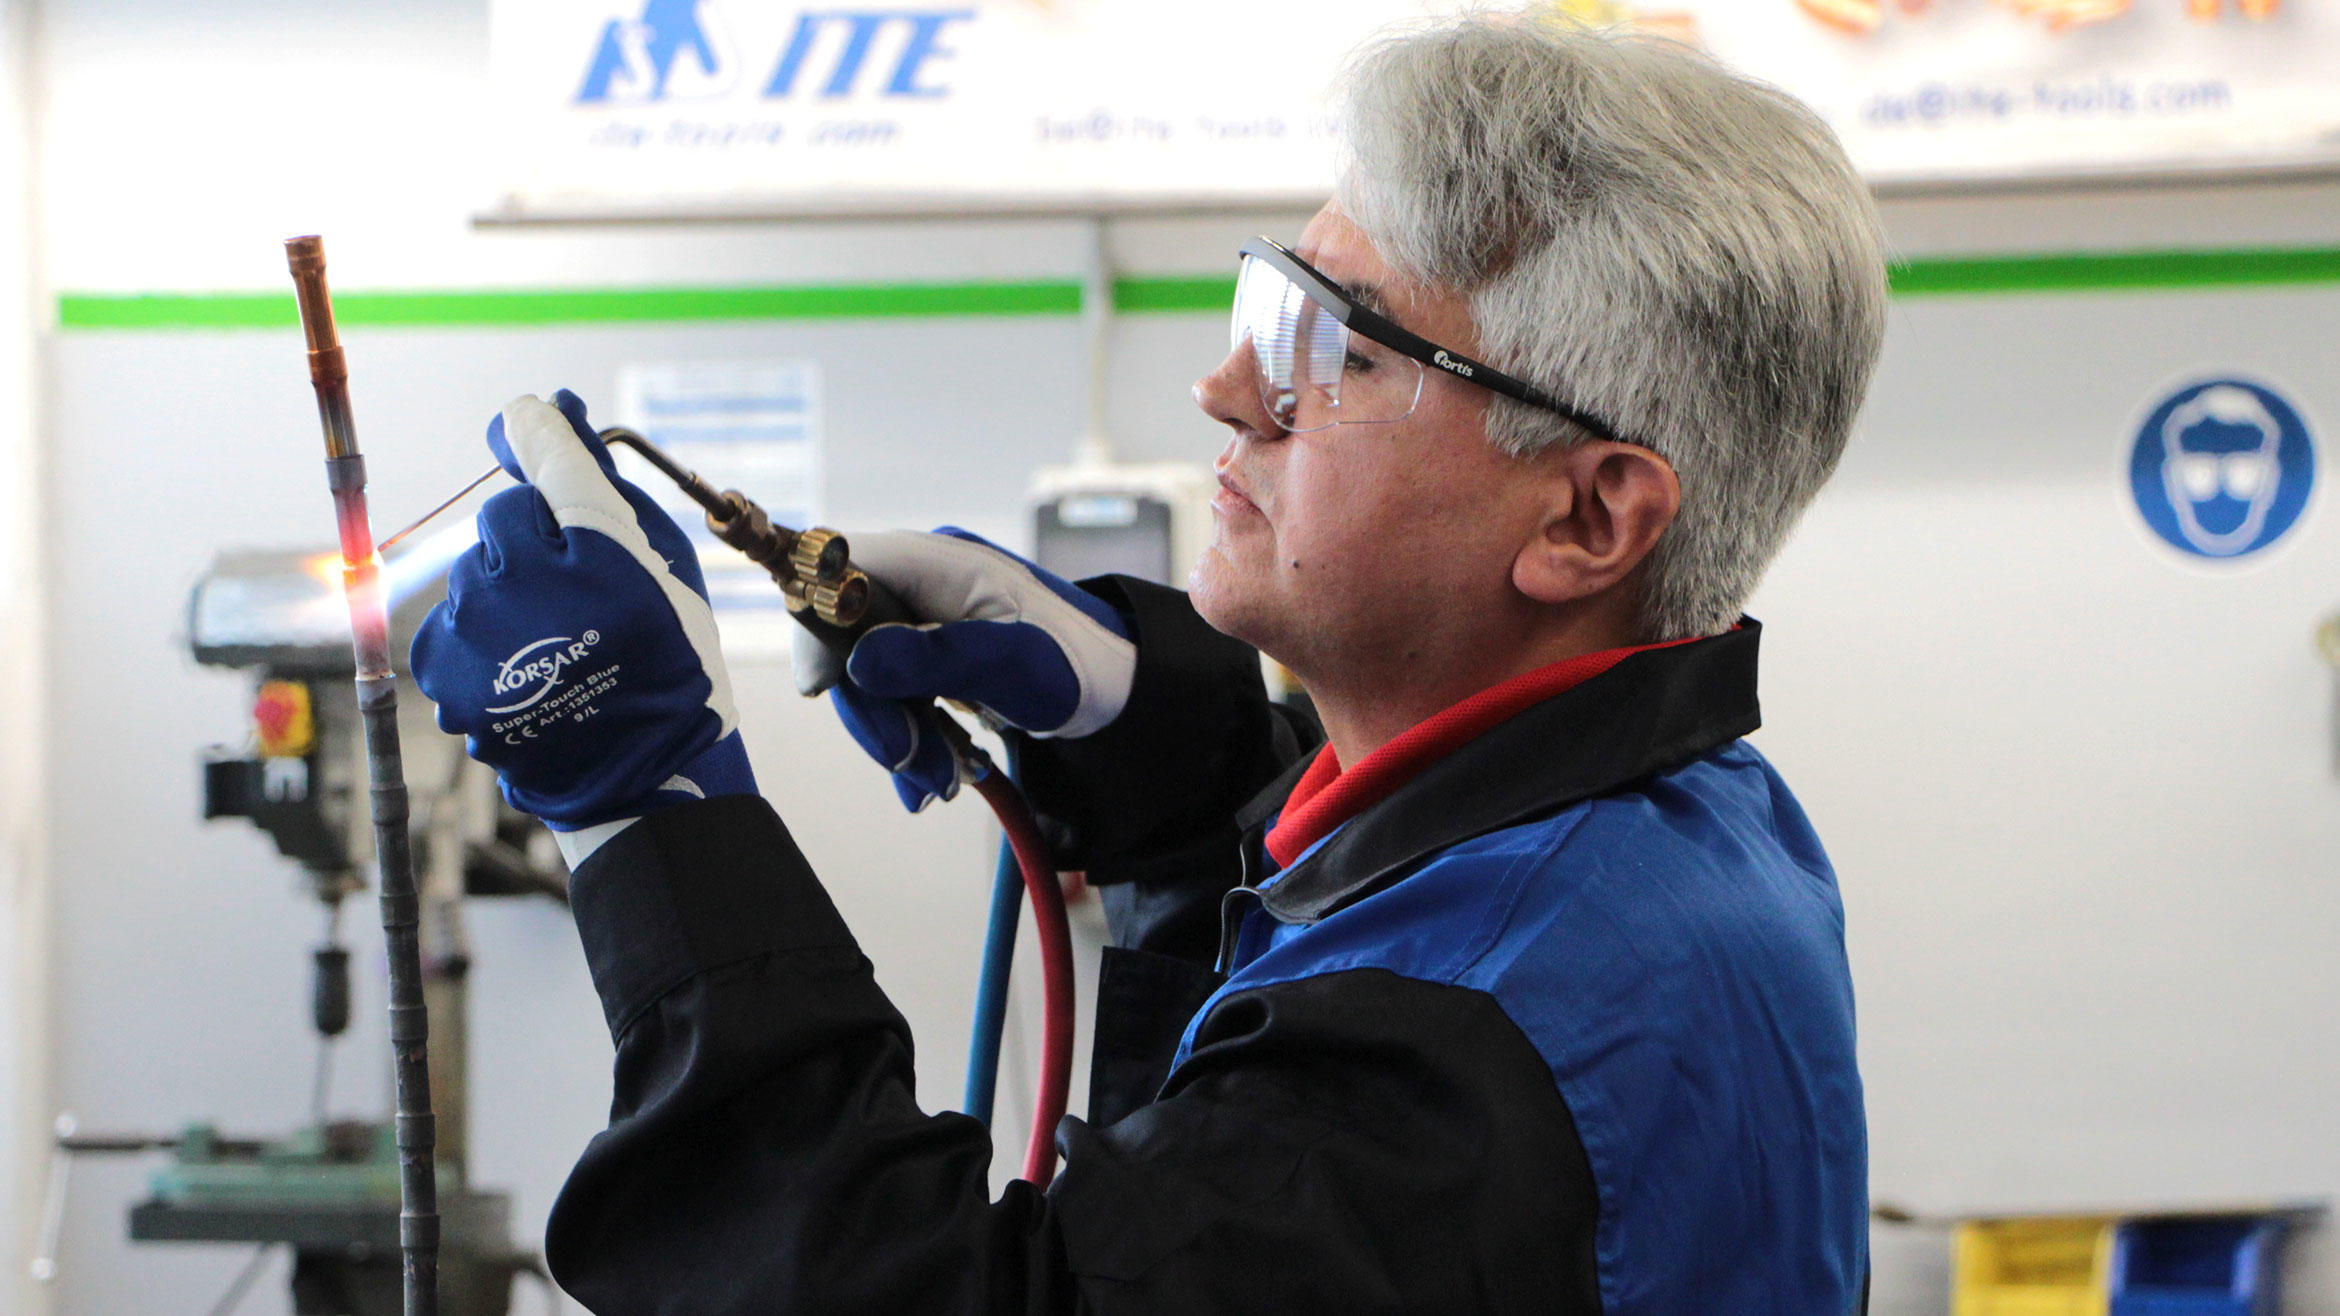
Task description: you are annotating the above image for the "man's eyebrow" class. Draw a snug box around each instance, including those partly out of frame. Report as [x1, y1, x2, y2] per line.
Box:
[1342, 280, 1396, 321]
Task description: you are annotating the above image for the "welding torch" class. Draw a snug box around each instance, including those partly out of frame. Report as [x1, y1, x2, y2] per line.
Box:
[383, 436, 905, 657]
[375, 408, 1078, 1188]
[596, 428, 921, 654]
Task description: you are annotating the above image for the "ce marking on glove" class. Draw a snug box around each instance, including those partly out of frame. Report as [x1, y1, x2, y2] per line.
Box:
[491, 665, 624, 745]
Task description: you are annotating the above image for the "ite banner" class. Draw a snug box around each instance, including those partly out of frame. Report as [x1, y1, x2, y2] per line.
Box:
[484, 0, 2340, 220]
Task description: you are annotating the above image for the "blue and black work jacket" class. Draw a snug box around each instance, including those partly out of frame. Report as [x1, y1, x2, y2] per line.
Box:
[542, 578, 1869, 1314]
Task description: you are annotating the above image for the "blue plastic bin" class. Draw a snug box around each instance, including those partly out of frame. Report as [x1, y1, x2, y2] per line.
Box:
[2109, 1217, 2282, 1316]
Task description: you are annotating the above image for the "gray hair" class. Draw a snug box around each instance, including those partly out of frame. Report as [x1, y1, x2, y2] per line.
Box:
[1336, 14, 1888, 641]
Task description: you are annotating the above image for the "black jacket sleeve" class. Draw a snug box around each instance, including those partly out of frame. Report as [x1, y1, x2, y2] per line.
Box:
[543, 796, 1601, 1316]
[1010, 577, 1318, 964]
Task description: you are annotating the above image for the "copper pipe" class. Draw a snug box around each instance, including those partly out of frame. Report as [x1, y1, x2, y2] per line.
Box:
[284, 235, 441, 1316]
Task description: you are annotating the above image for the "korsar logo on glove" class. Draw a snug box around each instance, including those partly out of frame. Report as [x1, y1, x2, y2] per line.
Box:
[489, 631, 604, 714]
[485, 631, 623, 747]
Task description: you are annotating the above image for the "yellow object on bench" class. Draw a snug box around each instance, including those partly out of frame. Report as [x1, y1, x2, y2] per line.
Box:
[1954, 1216, 2117, 1316]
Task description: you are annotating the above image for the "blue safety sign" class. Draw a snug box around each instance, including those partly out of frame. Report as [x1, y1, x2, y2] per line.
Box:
[2129, 377, 2316, 560]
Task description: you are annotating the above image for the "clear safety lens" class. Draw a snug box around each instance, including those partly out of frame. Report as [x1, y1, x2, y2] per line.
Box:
[1232, 256, 1423, 433]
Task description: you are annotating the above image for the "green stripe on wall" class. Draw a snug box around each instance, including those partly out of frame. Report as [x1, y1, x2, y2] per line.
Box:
[53, 247, 2340, 330]
[1891, 247, 2340, 296]
[56, 279, 1084, 331]
[1112, 275, 1236, 312]
[1112, 250, 2340, 308]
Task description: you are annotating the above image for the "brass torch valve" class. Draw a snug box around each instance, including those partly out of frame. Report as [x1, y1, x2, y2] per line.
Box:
[597, 427, 895, 636]
[701, 498, 875, 630]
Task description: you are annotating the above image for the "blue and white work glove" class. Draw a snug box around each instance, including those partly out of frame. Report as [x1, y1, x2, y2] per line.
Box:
[792, 529, 1135, 812]
[411, 391, 755, 855]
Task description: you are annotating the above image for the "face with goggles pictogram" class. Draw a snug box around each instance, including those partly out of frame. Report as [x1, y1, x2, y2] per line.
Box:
[2128, 377, 2317, 562]
[2159, 385, 2284, 557]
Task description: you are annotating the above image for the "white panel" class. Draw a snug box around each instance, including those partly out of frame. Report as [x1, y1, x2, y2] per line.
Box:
[485, 0, 1405, 219]
[485, 0, 2340, 220]
[1877, 175, 2340, 257]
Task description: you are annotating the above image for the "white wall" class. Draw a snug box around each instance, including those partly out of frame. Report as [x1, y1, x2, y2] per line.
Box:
[17, 2, 2340, 1314]
[0, 1, 46, 1313]
[1763, 281, 2340, 1312]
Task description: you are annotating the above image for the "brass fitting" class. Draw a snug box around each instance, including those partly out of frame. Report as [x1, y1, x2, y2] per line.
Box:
[790, 527, 851, 585]
[596, 427, 887, 636]
[704, 500, 869, 627]
[802, 574, 872, 629]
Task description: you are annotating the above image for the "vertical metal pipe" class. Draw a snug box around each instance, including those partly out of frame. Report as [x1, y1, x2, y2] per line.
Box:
[1076, 215, 1114, 465]
[420, 749, 473, 1183]
[284, 235, 440, 1316]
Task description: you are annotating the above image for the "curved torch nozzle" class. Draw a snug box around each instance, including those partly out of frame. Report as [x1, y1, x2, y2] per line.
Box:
[598, 427, 891, 635]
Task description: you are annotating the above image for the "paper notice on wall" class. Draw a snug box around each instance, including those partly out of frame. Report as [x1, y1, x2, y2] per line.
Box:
[613, 361, 820, 658]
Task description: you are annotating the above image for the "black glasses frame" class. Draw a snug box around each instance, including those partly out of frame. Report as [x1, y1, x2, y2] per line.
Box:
[1238, 236, 1634, 448]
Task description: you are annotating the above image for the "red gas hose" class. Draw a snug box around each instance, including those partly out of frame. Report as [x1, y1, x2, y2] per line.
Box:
[971, 771, 1075, 1187]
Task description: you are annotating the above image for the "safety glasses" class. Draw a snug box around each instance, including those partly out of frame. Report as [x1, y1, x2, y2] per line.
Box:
[1233, 236, 1631, 444]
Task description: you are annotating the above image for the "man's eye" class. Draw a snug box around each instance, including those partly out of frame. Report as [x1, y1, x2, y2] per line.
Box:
[1344, 349, 1377, 375]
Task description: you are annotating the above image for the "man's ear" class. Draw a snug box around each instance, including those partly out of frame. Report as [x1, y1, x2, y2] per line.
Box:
[1512, 442, 1681, 607]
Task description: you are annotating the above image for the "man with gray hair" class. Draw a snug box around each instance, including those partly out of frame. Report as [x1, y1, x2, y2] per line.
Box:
[412, 12, 1886, 1314]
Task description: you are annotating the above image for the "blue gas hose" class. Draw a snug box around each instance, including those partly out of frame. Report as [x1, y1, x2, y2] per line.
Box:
[961, 833, 1023, 1126]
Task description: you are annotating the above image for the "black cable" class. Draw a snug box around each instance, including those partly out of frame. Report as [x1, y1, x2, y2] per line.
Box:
[311, 900, 349, 1124]
[310, 1034, 335, 1126]
[202, 1244, 275, 1316]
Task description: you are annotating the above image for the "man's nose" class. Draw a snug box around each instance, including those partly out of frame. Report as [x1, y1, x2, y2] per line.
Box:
[1193, 338, 1283, 441]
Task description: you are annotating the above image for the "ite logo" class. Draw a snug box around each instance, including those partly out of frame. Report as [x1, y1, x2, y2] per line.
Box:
[487, 631, 602, 715]
[577, 2, 978, 106]
[1432, 349, 1474, 378]
[578, 0, 732, 104]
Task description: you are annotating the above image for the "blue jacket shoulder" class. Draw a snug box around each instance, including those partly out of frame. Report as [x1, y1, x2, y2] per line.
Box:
[1221, 740, 1868, 1314]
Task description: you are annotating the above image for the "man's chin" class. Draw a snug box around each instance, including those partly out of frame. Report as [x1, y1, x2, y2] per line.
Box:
[1188, 552, 1273, 651]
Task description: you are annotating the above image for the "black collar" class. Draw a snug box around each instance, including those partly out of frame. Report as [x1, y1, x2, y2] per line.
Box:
[1236, 622, 1764, 925]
